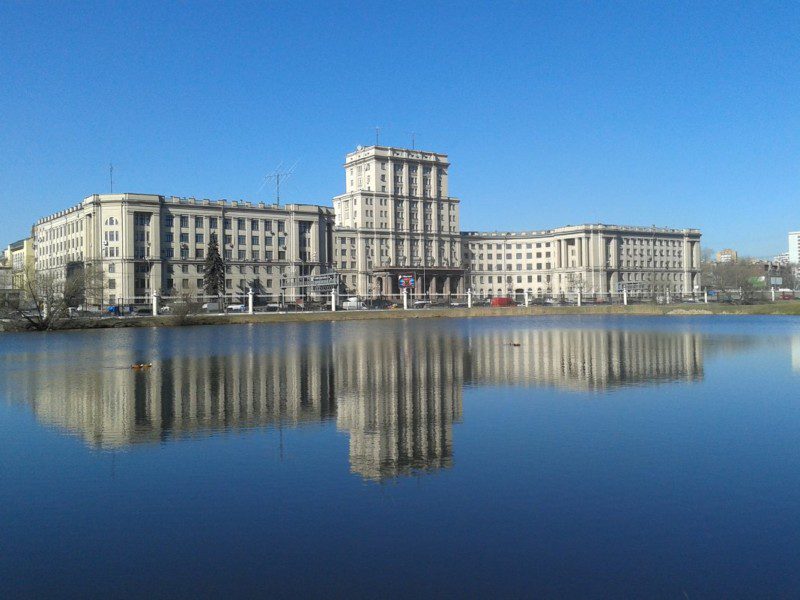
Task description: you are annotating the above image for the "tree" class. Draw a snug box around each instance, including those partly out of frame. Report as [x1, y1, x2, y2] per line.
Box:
[6, 265, 94, 330]
[708, 258, 762, 304]
[203, 232, 225, 303]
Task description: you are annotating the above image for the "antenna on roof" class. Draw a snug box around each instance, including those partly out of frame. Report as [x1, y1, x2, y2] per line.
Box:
[109, 163, 114, 193]
[375, 126, 381, 146]
[406, 131, 417, 149]
[260, 161, 297, 207]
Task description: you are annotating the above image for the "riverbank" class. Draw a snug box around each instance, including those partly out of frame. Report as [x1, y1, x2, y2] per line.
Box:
[3, 301, 800, 332]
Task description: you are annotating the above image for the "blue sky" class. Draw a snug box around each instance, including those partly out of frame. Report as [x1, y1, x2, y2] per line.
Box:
[1, 1, 798, 256]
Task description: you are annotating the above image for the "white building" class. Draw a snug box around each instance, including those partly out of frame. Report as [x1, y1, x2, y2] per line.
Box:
[33, 194, 335, 306]
[462, 225, 701, 297]
[332, 146, 463, 296]
[789, 231, 800, 265]
[30, 144, 702, 302]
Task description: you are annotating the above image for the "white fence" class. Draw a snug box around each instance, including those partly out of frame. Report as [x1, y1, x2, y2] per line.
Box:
[46, 288, 799, 318]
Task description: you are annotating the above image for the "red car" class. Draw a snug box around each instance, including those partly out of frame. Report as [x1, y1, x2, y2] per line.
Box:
[490, 297, 516, 307]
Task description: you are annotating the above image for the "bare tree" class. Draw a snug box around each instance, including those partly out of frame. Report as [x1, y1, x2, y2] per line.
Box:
[708, 259, 762, 304]
[7, 265, 88, 329]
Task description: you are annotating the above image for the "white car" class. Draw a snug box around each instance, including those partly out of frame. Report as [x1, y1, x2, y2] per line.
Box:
[342, 297, 366, 310]
[228, 304, 246, 313]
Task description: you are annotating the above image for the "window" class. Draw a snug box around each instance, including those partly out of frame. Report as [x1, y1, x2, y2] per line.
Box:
[224, 218, 232, 230]
[209, 217, 218, 229]
[180, 233, 189, 243]
[195, 216, 203, 228]
[238, 218, 245, 230]
[180, 216, 189, 228]
[238, 235, 246, 245]
[195, 233, 204, 243]
[251, 219, 259, 230]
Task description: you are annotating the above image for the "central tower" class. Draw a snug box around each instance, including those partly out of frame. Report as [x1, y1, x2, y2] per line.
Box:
[332, 145, 463, 297]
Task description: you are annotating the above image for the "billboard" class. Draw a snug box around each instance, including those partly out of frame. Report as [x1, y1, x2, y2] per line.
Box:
[398, 274, 415, 288]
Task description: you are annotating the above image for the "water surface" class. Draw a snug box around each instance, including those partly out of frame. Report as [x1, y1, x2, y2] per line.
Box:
[2, 316, 799, 597]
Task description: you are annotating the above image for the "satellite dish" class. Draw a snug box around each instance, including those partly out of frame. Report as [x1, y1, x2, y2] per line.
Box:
[356, 145, 363, 151]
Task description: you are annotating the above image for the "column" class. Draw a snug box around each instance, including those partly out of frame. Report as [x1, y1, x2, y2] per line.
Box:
[582, 235, 590, 268]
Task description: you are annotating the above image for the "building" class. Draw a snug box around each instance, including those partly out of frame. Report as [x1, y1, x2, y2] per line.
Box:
[716, 248, 738, 263]
[330, 145, 700, 298]
[0, 264, 15, 307]
[4, 237, 35, 294]
[30, 145, 701, 301]
[332, 146, 464, 296]
[774, 252, 790, 266]
[789, 232, 800, 265]
[462, 225, 701, 297]
[33, 194, 335, 306]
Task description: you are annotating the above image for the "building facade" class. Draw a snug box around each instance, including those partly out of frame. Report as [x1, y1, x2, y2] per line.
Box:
[4, 237, 35, 294]
[28, 144, 702, 302]
[332, 146, 463, 296]
[789, 231, 800, 265]
[33, 194, 335, 306]
[462, 224, 701, 297]
[716, 248, 738, 263]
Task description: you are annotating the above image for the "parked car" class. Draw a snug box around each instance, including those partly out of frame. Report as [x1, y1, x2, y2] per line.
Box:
[342, 297, 366, 310]
[228, 304, 246, 313]
[490, 297, 516, 307]
[201, 302, 220, 312]
[364, 298, 396, 310]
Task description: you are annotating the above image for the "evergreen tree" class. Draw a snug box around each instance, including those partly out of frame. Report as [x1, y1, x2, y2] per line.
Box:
[203, 232, 225, 299]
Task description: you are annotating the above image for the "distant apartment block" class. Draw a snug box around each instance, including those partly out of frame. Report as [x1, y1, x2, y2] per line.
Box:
[774, 252, 790, 266]
[716, 248, 738, 263]
[789, 232, 800, 265]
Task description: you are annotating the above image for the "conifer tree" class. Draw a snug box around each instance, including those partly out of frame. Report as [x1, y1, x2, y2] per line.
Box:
[203, 232, 225, 301]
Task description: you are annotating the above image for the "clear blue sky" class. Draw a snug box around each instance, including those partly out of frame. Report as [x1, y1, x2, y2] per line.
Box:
[1, 1, 798, 256]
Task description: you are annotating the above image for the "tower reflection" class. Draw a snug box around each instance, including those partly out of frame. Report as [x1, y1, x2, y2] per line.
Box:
[2, 325, 707, 480]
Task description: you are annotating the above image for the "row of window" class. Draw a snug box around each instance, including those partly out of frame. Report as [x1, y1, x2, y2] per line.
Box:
[164, 216, 287, 232]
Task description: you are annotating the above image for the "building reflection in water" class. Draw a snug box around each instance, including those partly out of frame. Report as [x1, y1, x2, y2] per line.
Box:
[2, 326, 707, 480]
[466, 328, 703, 390]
